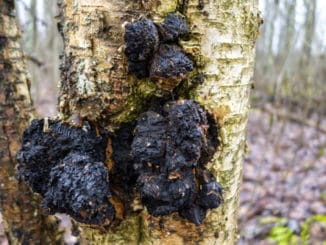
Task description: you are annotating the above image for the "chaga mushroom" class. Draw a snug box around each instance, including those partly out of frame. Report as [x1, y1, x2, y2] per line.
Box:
[157, 13, 189, 42]
[165, 99, 207, 171]
[131, 100, 223, 225]
[124, 18, 159, 78]
[42, 153, 115, 224]
[197, 169, 223, 210]
[131, 111, 167, 172]
[124, 13, 194, 90]
[17, 100, 222, 226]
[149, 44, 193, 90]
[179, 205, 206, 226]
[137, 170, 196, 216]
[16, 119, 115, 225]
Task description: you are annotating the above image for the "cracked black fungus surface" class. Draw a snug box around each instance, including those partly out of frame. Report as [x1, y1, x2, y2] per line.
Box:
[124, 19, 159, 78]
[131, 100, 223, 225]
[124, 13, 193, 90]
[17, 101, 223, 226]
[17, 119, 114, 225]
[150, 44, 193, 82]
[158, 13, 189, 42]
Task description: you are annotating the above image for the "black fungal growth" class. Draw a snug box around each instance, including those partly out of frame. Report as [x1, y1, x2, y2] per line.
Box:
[131, 100, 223, 225]
[17, 101, 223, 226]
[158, 13, 190, 42]
[150, 44, 193, 88]
[124, 13, 193, 90]
[124, 19, 159, 78]
[17, 119, 115, 225]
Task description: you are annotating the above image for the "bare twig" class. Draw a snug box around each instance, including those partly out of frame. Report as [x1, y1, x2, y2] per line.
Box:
[24, 54, 44, 67]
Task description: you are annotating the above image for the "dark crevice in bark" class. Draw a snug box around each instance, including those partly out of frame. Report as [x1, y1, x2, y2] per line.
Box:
[177, 0, 189, 15]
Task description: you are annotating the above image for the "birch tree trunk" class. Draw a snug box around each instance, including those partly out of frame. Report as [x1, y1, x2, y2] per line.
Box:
[0, 1, 62, 244]
[58, 0, 261, 244]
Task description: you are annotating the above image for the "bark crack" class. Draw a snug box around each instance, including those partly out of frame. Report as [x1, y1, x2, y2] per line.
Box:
[177, 0, 189, 15]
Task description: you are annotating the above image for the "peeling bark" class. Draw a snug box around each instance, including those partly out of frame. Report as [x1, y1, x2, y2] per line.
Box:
[0, 1, 63, 244]
[56, 0, 261, 244]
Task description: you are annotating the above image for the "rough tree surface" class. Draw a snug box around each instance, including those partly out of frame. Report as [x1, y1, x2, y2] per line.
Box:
[0, 1, 63, 244]
[6, 0, 261, 244]
[56, 0, 261, 244]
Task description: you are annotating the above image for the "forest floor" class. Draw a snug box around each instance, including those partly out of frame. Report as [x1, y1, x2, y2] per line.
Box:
[238, 108, 326, 244]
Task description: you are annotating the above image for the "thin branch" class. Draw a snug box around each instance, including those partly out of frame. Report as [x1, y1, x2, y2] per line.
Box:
[23, 54, 44, 67]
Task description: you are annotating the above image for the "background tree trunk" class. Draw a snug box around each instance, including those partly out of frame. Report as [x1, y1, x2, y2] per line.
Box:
[0, 1, 62, 244]
[58, 0, 261, 244]
[281, 0, 296, 57]
[302, 0, 316, 64]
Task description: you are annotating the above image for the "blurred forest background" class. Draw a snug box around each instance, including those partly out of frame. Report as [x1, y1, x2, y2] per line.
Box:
[2, 0, 325, 244]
